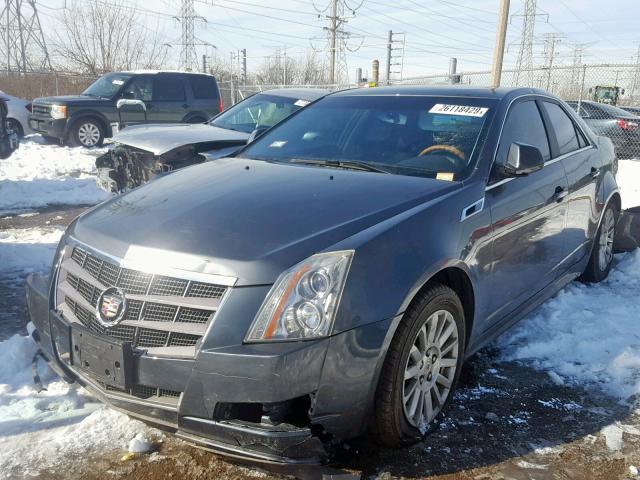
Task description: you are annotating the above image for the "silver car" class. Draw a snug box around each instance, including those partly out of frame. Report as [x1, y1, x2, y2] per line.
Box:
[0, 90, 34, 138]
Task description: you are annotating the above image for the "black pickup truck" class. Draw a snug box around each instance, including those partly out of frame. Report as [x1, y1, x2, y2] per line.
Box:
[29, 71, 222, 148]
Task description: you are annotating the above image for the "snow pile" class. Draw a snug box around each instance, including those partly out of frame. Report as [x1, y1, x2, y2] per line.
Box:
[0, 137, 110, 212]
[500, 249, 640, 402]
[0, 332, 157, 479]
[618, 160, 640, 209]
[0, 227, 63, 274]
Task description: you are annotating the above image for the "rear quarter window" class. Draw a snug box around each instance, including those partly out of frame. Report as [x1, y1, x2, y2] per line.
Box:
[188, 75, 219, 100]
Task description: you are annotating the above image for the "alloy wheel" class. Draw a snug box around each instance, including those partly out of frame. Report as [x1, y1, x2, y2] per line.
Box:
[598, 207, 615, 271]
[77, 122, 100, 147]
[402, 309, 459, 430]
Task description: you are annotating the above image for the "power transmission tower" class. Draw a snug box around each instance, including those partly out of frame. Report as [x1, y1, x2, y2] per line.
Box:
[385, 30, 405, 85]
[511, 0, 546, 86]
[178, 0, 200, 71]
[316, 0, 362, 85]
[0, 0, 52, 74]
[542, 33, 563, 91]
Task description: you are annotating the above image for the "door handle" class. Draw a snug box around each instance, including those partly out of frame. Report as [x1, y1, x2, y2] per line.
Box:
[182, 104, 189, 109]
[554, 186, 568, 202]
[590, 167, 601, 178]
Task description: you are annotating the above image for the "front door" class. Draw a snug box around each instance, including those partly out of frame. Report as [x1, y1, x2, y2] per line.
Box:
[482, 99, 569, 331]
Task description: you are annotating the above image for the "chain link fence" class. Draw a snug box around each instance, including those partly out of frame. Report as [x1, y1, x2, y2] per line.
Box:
[394, 63, 640, 159]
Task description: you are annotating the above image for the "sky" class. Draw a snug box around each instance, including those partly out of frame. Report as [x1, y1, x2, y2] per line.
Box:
[35, 0, 640, 82]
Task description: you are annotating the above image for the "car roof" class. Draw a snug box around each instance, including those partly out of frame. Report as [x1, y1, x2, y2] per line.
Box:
[328, 85, 549, 100]
[259, 88, 331, 101]
[118, 70, 216, 77]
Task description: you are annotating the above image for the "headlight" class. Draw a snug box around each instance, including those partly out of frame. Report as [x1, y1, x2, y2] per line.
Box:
[245, 250, 354, 342]
[50, 105, 67, 119]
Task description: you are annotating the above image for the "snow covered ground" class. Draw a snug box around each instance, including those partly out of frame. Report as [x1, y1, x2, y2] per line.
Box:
[0, 139, 639, 477]
[0, 136, 109, 214]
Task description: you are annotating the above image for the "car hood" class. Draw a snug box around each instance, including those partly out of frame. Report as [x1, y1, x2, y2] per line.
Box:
[73, 158, 458, 285]
[113, 123, 250, 155]
[33, 95, 100, 105]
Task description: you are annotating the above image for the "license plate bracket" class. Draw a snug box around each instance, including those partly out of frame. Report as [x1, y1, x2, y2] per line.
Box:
[71, 325, 133, 389]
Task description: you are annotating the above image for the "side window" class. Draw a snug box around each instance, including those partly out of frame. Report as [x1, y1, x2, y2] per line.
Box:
[494, 100, 550, 179]
[153, 75, 186, 102]
[122, 76, 152, 101]
[188, 75, 219, 99]
[576, 125, 589, 148]
[543, 102, 580, 156]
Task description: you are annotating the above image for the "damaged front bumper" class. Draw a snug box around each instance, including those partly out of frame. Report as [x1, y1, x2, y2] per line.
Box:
[25, 272, 333, 464]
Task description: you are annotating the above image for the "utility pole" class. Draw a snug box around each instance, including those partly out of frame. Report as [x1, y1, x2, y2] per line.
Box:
[317, 0, 362, 85]
[491, 0, 510, 88]
[630, 43, 640, 102]
[0, 0, 52, 74]
[229, 51, 235, 105]
[542, 33, 562, 91]
[241, 48, 247, 86]
[202, 54, 207, 73]
[328, 0, 337, 84]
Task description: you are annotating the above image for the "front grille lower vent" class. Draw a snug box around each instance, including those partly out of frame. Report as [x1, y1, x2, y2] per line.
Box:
[57, 245, 229, 356]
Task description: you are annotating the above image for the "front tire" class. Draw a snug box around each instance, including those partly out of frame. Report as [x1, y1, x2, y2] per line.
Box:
[6, 118, 24, 138]
[69, 119, 104, 148]
[373, 283, 465, 447]
[580, 202, 618, 283]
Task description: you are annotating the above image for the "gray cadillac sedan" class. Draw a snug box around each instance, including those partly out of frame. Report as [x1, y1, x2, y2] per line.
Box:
[26, 87, 620, 464]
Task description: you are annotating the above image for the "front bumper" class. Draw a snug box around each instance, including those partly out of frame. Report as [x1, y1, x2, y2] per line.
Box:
[28, 116, 67, 139]
[27, 272, 376, 465]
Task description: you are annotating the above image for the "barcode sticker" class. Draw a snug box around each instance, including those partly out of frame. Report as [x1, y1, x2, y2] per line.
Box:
[429, 104, 488, 117]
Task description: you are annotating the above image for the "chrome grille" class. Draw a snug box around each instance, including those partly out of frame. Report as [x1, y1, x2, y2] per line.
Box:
[57, 245, 231, 356]
[143, 303, 178, 322]
[32, 103, 51, 116]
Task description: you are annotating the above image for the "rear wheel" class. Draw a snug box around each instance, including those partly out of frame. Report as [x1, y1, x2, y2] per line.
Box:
[580, 202, 618, 283]
[373, 283, 465, 447]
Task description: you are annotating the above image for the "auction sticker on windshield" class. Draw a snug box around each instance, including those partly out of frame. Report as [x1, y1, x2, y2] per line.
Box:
[429, 104, 488, 117]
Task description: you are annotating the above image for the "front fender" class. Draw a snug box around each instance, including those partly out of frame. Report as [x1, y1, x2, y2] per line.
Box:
[66, 110, 113, 137]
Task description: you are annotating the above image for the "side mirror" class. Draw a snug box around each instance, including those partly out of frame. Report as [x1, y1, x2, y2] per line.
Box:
[503, 142, 544, 177]
[247, 126, 269, 143]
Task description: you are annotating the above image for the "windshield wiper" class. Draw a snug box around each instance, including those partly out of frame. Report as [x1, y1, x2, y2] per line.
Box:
[289, 158, 390, 174]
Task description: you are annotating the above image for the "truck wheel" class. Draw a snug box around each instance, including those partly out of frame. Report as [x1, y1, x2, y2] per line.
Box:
[70, 119, 104, 147]
[373, 283, 465, 447]
[580, 202, 618, 283]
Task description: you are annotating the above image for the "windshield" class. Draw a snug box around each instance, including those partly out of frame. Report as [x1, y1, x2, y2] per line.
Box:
[211, 93, 310, 133]
[239, 95, 496, 180]
[83, 73, 132, 98]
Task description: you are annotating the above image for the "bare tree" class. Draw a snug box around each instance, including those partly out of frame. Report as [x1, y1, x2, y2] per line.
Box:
[254, 50, 327, 86]
[53, 0, 169, 75]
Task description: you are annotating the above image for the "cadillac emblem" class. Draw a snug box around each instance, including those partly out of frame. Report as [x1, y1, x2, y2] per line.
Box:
[96, 287, 127, 327]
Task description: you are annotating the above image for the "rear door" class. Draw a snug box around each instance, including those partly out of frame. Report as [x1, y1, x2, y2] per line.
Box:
[540, 100, 599, 267]
[483, 98, 569, 330]
[151, 74, 189, 123]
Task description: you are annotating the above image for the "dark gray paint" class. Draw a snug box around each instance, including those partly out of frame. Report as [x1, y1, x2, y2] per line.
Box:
[26, 86, 620, 464]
